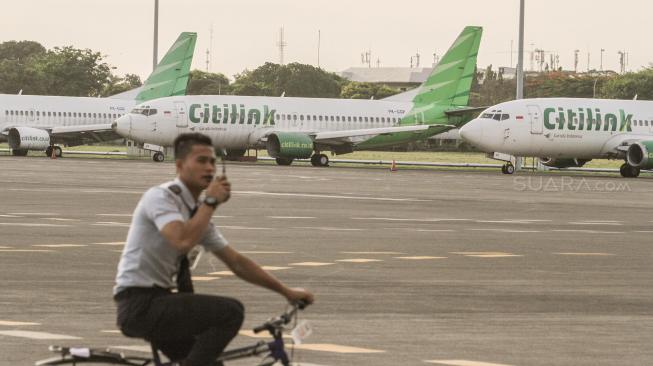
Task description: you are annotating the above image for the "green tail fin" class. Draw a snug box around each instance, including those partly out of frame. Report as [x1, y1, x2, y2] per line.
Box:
[401, 26, 482, 125]
[136, 32, 197, 102]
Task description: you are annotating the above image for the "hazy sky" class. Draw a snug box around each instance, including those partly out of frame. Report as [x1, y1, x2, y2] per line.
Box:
[2, 0, 652, 81]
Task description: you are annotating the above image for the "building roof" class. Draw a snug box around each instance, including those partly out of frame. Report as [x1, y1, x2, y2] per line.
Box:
[340, 67, 433, 84]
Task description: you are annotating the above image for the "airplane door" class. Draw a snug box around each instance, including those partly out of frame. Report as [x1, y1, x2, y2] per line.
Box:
[527, 105, 542, 134]
[174, 102, 187, 128]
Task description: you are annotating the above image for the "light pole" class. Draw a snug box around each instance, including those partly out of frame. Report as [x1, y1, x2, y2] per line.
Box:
[516, 0, 525, 99]
[600, 48, 605, 71]
[153, 0, 159, 70]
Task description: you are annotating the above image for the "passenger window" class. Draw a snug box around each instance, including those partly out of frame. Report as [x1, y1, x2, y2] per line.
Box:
[364, 117, 369, 122]
[319, 116, 323, 121]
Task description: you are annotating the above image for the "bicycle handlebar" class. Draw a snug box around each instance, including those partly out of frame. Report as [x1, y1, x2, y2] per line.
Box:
[252, 301, 308, 334]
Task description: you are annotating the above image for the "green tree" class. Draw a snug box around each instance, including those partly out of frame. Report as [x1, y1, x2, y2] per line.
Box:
[340, 81, 400, 99]
[600, 69, 653, 100]
[0, 40, 47, 94]
[101, 73, 142, 97]
[187, 70, 231, 95]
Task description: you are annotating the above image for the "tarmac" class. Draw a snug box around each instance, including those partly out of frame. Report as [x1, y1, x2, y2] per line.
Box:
[0, 156, 652, 366]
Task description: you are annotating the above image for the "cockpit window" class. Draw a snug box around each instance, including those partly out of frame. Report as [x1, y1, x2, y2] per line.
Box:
[147, 109, 157, 116]
[481, 113, 493, 119]
[501, 114, 510, 120]
[493, 114, 502, 121]
[130, 107, 157, 116]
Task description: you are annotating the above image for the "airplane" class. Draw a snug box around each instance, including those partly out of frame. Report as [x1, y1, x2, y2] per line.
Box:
[112, 26, 484, 166]
[0, 32, 197, 159]
[458, 97, 653, 177]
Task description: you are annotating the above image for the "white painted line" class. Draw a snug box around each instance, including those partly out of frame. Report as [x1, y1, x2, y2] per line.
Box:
[191, 276, 220, 281]
[467, 229, 541, 233]
[0, 249, 54, 252]
[236, 191, 431, 202]
[207, 271, 234, 276]
[416, 229, 455, 232]
[0, 214, 21, 218]
[293, 226, 364, 231]
[100, 330, 121, 334]
[634, 231, 653, 233]
[293, 343, 385, 354]
[218, 226, 273, 230]
[0, 320, 40, 326]
[569, 221, 623, 226]
[43, 218, 82, 222]
[353, 217, 469, 222]
[0, 330, 80, 340]
[261, 266, 292, 271]
[0, 246, 11, 249]
[33, 244, 87, 248]
[0, 222, 71, 227]
[475, 220, 539, 224]
[340, 251, 404, 255]
[336, 259, 383, 263]
[552, 229, 624, 234]
[111, 345, 151, 353]
[212, 215, 233, 218]
[268, 216, 316, 219]
[289, 262, 335, 266]
[451, 252, 521, 258]
[425, 360, 513, 366]
[96, 214, 132, 217]
[395, 256, 447, 260]
[240, 251, 294, 254]
[554, 253, 615, 256]
[92, 242, 125, 246]
[8, 212, 59, 216]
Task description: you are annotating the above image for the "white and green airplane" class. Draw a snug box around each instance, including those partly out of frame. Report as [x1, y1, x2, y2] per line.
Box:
[0, 32, 196, 157]
[459, 97, 653, 177]
[113, 26, 484, 165]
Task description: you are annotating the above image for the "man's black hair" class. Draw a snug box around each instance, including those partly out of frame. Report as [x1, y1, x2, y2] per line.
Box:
[173, 133, 213, 160]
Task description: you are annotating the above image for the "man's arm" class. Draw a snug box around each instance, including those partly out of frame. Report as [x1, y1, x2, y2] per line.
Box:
[215, 246, 314, 304]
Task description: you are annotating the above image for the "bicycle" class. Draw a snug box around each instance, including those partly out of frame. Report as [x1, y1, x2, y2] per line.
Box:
[35, 302, 309, 366]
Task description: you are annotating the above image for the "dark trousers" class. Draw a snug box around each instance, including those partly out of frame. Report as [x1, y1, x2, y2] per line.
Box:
[115, 288, 244, 366]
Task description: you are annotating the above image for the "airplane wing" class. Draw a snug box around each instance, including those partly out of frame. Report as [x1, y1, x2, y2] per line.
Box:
[308, 124, 455, 146]
[50, 123, 120, 146]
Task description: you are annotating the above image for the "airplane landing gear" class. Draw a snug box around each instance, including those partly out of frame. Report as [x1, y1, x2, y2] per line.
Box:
[153, 151, 165, 162]
[12, 149, 28, 156]
[45, 146, 62, 158]
[620, 163, 640, 178]
[275, 157, 294, 166]
[310, 153, 329, 167]
[501, 163, 515, 175]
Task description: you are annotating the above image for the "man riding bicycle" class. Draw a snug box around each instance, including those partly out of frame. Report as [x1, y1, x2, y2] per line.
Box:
[113, 133, 314, 366]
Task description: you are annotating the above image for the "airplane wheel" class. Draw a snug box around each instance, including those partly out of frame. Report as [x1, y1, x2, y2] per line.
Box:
[153, 152, 165, 162]
[317, 154, 329, 167]
[310, 154, 320, 166]
[275, 157, 293, 166]
[620, 163, 639, 178]
[45, 146, 53, 157]
[225, 149, 246, 161]
[12, 149, 28, 156]
[54, 146, 63, 157]
[503, 163, 515, 175]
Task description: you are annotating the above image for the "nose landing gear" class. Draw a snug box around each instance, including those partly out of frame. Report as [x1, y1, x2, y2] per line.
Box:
[501, 163, 515, 175]
[153, 151, 165, 162]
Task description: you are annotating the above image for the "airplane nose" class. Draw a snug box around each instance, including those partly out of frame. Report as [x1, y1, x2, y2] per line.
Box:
[459, 119, 484, 145]
[113, 115, 132, 138]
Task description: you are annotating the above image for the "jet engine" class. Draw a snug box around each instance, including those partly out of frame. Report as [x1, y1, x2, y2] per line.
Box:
[540, 157, 591, 168]
[626, 141, 653, 170]
[266, 132, 314, 160]
[7, 127, 50, 151]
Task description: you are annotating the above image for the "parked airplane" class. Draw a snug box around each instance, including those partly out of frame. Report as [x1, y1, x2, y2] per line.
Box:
[113, 26, 484, 165]
[0, 32, 196, 158]
[459, 97, 653, 177]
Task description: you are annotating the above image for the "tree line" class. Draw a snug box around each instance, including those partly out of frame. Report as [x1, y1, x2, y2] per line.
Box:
[2, 40, 653, 103]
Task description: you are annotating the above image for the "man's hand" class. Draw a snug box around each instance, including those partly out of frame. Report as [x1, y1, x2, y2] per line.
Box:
[283, 287, 315, 305]
[206, 176, 231, 203]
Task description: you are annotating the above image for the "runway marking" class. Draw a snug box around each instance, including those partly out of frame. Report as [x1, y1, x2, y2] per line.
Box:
[191, 276, 220, 281]
[0, 214, 21, 218]
[0, 246, 11, 249]
[336, 259, 383, 263]
[236, 190, 431, 202]
[425, 360, 513, 366]
[475, 220, 549, 224]
[0, 222, 71, 227]
[8, 212, 59, 216]
[294, 343, 385, 354]
[634, 231, 653, 233]
[112, 345, 151, 353]
[43, 218, 82, 222]
[0, 249, 54, 252]
[207, 271, 234, 276]
[416, 229, 456, 232]
[451, 252, 522, 258]
[293, 226, 364, 231]
[93, 222, 130, 227]
[212, 215, 233, 218]
[100, 330, 121, 334]
[268, 216, 316, 219]
[0, 330, 80, 340]
[0, 320, 40, 326]
[554, 252, 615, 256]
[340, 251, 404, 255]
[33, 244, 88, 248]
[569, 221, 623, 226]
[353, 217, 469, 222]
[261, 266, 291, 271]
[395, 256, 447, 260]
[552, 229, 624, 234]
[467, 228, 541, 233]
[96, 214, 132, 217]
[92, 242, 125, 246]
[290, 262, 335, 266]
[218, 225, 273, 230]
[240, 251, 294, 254]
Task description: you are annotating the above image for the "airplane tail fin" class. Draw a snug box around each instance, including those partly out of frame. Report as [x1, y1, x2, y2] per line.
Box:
[136, 32, 197, 102]
[401, 26, 482, 125]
